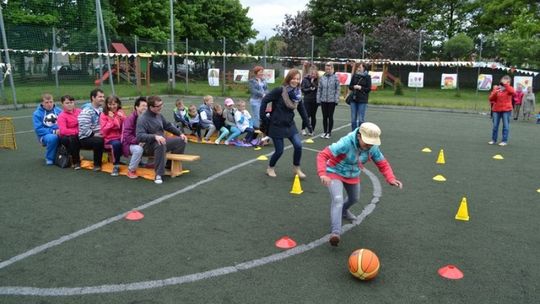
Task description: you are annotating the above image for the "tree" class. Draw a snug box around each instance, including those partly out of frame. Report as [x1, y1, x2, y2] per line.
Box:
[247, 36, 287, 57]
[444, 33, 474, 60]
[494, 8, 540, 68]
[274, 11, 314, 57]
[328, 22, 363, 59]
[110, 0, 257, 52]
[372, 16, 420, 60]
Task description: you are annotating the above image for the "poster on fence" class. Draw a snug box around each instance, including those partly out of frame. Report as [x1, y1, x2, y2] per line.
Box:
[513, 76, 533, 93]
[335, 72, 352, 85]
[283, 69, 303, 80]
[208, 69, 219, 86]
[441, 74, 458, 89]
[477, 74, 493, 91]
[263, 69, 275, 83]
[233, 70, 249, 83]
[369, 71, 383, 86]
[408, 72, 424, 88]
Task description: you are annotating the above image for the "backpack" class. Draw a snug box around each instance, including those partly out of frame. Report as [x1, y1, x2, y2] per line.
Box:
[55, 144, 71, 168]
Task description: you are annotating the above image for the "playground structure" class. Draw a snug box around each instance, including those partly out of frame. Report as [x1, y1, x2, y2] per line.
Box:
[94, 43, 151, 92]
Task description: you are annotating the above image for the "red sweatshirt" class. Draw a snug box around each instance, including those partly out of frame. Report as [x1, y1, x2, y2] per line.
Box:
[489, 83, 515, 112]
[58, 108, 81, 137]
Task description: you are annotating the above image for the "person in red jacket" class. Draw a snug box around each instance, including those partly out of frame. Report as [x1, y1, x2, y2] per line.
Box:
[99, 95, 126, 176]
[512, 85, 524, 120]
[57, 95, 82, 169]
[488, 75, 514, 146]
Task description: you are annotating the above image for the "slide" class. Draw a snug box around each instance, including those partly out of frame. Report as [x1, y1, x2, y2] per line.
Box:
[94, 68, 116, 86]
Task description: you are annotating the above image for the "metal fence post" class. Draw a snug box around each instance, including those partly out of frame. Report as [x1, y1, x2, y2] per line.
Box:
[0, 6, 18, 108]
[185, 38, 189, 95]
[169, 0, 175, 91]
[52, 27, 60, 98]
[222, 37, 226, 96]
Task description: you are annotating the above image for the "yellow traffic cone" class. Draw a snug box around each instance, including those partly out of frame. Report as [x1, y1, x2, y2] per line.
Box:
[455, 197, 470, 221]
[436, 149, 445, 164]
[290, 174, 303, 195]
[432, 174, 446, 182]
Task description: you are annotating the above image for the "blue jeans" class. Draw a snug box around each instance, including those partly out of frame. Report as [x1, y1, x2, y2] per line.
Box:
[350, 102, 367, 130]
[269, 133, 302, 167]
[328, 179, 360, 235]
[492, 111, 511, 142]
[40, 133, 59, 163]
[106, 139, 123, 165]
[250, 100, 261, 129]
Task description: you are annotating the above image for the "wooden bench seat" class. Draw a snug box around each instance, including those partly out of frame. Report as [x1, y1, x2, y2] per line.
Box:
[165, 153, 200, 177]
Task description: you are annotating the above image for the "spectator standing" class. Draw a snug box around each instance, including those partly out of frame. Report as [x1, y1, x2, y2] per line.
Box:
[348, 63, 372, 130]
[317, 62, 340, 139]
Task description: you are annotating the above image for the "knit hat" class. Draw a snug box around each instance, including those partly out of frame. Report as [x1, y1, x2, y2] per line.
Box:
[359, 122, 381, 145]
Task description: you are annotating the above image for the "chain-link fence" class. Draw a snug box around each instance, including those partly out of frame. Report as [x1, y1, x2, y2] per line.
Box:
[0, 2, 538, 108]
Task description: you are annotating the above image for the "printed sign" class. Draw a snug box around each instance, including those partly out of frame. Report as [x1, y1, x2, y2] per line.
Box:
[369, 71, 383, 86]
[408, 72, 424, 88]
[208, 68, 219, 86]
[441, 73, 458, 89]
[233, 70, 249, 83]
[263, 69, 275, 84]
[477, 74, 493, 91]
[514, 76, 533, 93]
[335, 72, 352, 85]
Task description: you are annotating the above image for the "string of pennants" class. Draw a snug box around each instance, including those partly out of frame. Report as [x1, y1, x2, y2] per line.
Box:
[1, 48, 537, 76]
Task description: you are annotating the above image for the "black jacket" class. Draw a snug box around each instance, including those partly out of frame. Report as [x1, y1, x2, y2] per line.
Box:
[349, 73, 372, 103]
[260, 87, 310, 138]
[301, 76, 318, 104]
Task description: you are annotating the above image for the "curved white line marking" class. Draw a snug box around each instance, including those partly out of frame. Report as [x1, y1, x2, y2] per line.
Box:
[0, 167, 381, 296]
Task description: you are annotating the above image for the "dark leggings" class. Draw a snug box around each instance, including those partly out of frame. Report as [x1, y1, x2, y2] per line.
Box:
[302, 101, 318, 131]
[269, 133, 302, 167]
[60, 135, 81, 164]
[320, 102, 336, 135]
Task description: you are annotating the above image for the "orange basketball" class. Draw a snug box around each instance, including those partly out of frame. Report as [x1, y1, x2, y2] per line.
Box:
[348, 249, 380, 280]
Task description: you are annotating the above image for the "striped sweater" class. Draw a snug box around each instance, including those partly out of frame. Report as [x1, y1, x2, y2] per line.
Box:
[78, 102, 103, 139]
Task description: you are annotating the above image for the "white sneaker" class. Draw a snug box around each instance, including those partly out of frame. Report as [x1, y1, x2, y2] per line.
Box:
[321, 133, 327, 139]
[214, 139, 220, 145]
[301, 129, 307, 136]
[498, 142, 507, 146]
[154, 175, 163, 184]
[488, 141, 495, 145]
[224, 140, 230, 145]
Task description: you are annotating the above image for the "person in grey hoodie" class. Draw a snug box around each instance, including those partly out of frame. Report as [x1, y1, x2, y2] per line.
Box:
[317, 62, 340, 139]
[136, 96, 187, 184]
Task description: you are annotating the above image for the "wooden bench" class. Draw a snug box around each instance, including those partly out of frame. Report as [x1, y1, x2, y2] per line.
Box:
[165, 153, 200, 177]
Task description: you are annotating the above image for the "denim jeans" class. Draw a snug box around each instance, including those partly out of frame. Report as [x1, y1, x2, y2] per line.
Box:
[40, 133, 59, 163]
[250, 100, 261, 129]
[269, 133, 302, 167]
[492, 111, 511, 142]
[328, 179, 360, 235]
[106, 139, 123, 165]
[350, 102, 368, 130]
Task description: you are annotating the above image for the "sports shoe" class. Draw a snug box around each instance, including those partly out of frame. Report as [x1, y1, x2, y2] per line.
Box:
[301, 129, 307, 136]
[266, 167, 277, 177]
[46, 160, 54, 165]
[329, 234, 340, 247]
[93, 166, 102, 172]
[127, 170, 138, 179]
[224, 140, 230, 145]
[488, 141, 495, 145]
[214, 139, 220, 145]
[73, 163, 81, 170]
[111, 165, 120, 176]
[321, 133, 327, 139]
[326, 133, 331, 139]
[498, 142, 507, 146]
[342, 210, 357, 221]
[154, 175, 163, 184]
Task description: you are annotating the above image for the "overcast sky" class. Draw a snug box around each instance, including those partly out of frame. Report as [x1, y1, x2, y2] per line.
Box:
[239, 0, 310, 40]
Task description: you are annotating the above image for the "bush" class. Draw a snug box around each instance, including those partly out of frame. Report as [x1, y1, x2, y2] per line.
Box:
[394, 79, 404, 95]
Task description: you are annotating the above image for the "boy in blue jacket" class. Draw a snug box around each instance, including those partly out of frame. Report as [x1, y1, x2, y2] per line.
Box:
[32, 93, 62, 165]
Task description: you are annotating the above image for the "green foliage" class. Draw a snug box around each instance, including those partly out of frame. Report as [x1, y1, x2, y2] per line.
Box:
[394, 79, 403, 95]
[444, 33, 474, 59]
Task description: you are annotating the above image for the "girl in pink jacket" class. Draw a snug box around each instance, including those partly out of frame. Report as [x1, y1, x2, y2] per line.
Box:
[99, 95, 126, 176]
[57, 95, 82, 169]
